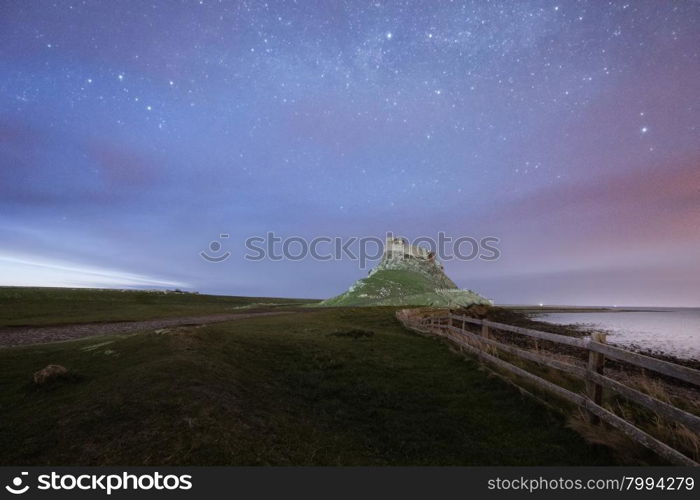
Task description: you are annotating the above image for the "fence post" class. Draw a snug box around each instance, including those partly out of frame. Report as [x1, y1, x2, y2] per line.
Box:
[480, 321, 493, 353]
[587, 332, 607, 424]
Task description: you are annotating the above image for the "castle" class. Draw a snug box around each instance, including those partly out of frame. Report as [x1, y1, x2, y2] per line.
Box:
[383, 236, 444, 270]
[384, 236, 431, 260]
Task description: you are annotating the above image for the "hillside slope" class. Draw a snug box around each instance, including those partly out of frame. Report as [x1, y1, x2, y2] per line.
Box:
[321, 240, 491, 307]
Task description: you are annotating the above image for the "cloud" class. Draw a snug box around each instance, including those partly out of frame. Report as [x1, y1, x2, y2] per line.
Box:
[484, 154, 700, 258]
[500, 156, 699, 220]
[89, 141, 163, 188]
[0, 253, 189, 289]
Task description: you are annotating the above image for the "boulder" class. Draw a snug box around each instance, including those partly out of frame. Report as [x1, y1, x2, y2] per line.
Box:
[33, 364, 68, 385]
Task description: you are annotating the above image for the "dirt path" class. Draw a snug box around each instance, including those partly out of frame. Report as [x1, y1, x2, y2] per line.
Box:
[0, 311, 291, 347]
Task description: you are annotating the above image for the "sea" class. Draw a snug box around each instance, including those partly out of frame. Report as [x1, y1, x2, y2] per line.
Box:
[533, 307, 700, 361]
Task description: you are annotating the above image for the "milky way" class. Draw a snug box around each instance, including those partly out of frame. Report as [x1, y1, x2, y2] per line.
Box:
[1, 1, 699, 305]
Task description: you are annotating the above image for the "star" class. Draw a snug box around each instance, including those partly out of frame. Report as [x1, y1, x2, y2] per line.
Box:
[2, 0, 697, 306]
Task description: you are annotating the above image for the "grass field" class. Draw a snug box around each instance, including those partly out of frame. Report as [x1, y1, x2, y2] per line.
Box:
[0, 287, 315, 327]
[0, 296, 617, 466]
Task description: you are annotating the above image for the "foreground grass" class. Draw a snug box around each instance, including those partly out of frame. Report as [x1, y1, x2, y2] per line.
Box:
[0, 307, 615, 465]
[0, 287, 315, 327]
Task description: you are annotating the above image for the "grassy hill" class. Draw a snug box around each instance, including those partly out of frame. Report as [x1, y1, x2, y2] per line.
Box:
[321, 260, 490, 307]
[0, 303, 616, 465]
[0, 287, 315, 327]
[321, 269, 441, 306]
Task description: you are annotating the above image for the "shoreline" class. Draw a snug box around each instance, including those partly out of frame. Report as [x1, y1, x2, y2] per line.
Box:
[522, 311, 700, 371]
[507, 305, 687, 314]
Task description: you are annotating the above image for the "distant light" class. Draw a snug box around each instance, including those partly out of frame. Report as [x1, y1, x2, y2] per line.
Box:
[539, 303, 544, 307]
[118, 74, 124, 81]
[641, 126, 649, 133]
[386, 32, 393, 40]
[146, 105, 152, 111]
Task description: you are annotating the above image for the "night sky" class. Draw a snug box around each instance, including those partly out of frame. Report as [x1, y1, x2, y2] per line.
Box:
[1, 1, 699, 306]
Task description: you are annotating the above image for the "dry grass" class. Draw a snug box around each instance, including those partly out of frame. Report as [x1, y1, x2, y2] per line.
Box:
[607, 374, 699, 462]
[568, 409, 653, 465]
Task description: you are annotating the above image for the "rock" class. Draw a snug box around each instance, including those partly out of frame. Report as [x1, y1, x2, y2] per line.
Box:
[461, 304, 492, 318]
[33, 364, 68, 385]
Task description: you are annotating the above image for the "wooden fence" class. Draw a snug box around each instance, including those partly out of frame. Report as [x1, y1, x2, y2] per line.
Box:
[396, 308, 700, 466]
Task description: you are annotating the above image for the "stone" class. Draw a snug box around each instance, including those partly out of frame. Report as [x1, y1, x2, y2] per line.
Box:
[33, 364, 69, 385]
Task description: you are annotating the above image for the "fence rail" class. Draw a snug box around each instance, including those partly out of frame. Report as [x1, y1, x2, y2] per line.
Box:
[396, 309, 700, 467]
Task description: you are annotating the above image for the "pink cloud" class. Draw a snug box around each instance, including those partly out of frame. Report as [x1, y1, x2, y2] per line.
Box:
[90, 141, 163, 188]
